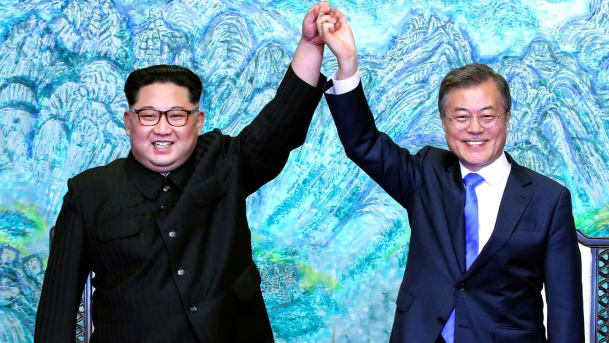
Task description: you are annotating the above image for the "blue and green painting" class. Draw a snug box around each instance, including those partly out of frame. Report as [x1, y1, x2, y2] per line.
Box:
[0, 0, 608, 341]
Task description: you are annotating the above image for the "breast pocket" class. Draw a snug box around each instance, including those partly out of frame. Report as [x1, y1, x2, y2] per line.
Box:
[95, 217, 144, 268]
[96, 218, 141, 241]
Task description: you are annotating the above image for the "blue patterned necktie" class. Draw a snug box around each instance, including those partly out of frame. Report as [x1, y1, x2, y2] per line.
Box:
[441, 172, 485, 343]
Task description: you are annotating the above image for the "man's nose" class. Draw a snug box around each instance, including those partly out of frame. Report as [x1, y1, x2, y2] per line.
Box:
[153, 114, 172, 134]
[466, 116, 484, 133]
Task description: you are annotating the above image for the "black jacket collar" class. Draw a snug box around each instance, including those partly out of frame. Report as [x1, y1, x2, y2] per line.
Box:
[125, 152, 194, 199]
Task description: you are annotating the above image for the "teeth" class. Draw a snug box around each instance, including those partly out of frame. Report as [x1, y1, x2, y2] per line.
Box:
[467, 141, 484, 146]
[153, 142, 172, 148]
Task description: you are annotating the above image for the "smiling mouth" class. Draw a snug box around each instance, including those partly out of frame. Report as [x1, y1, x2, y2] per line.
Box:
[153, 142, 173, 148]
[466, 141, 485, 146]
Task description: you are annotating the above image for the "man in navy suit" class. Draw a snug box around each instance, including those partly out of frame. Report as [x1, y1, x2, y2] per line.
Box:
[316, 9, 584, 343]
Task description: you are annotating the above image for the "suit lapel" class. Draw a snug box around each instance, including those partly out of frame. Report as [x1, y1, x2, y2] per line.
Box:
[463, 155, 532, 278]
[443, 157, 466, 275]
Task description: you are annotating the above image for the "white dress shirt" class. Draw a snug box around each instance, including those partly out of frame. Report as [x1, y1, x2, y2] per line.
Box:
[327, 69, 512, 254]
[325, 70, 361, 95]
[460, 154, 511, 253]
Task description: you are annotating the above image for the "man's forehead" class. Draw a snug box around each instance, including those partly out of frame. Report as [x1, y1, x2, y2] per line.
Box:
[134, 82, 193, 104]
[446, 81, 502, 107]
[450, 78, 499, 93]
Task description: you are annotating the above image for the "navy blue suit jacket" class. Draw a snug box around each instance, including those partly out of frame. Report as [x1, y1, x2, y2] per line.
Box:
[325, 83, 584, 343]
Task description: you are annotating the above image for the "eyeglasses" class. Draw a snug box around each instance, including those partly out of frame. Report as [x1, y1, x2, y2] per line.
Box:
[443, 112, 507, 130]
[129, 108, 199, 127]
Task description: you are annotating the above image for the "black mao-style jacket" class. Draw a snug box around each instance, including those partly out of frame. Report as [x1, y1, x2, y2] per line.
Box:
[35, 67, 324, 342]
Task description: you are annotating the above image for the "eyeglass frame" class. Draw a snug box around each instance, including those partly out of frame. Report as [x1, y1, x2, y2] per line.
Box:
[442, 112, 508, 129]
[128, 107, 200, 127]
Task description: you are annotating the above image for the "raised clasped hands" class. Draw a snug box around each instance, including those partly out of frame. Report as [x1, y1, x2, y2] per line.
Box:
[293, 2, 358, 85]
[293, 2, 332, 86]
[302, 1, 332, 48]
[316, 7, 358, 80]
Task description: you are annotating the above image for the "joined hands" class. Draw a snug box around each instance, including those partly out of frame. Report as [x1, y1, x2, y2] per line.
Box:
[316, 6, 358, 80]
[292, 2, 358, 86]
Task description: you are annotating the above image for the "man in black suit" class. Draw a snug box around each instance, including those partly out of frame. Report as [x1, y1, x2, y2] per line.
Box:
[317, 9, 584, 343]
[34, 3, 332, 342]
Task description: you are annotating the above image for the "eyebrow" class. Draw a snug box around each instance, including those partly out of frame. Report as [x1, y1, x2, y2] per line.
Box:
[453, 105, 497, 113]
[137, 105, 189, 110]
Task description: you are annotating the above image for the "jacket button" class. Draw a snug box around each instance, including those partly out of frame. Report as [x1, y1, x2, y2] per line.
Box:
[189, 306, 198, 313]
[163, 185, 171, 192]
[436, 317, 445, 324]
[177, 268, 185, 276]
[160, 204, 168, 210]
[168, 231, 176, 238]
[456, 283, 465, 291]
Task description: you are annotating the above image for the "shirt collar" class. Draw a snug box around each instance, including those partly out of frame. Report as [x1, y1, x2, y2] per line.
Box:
[126, 152, 194, 199]
[459, 152, 511, 187]
[166, 158, 194, 191]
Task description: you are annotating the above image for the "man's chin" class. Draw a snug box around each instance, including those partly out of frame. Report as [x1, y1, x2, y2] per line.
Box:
[461, 154, 497, 171]
[144, 159, 180, 173]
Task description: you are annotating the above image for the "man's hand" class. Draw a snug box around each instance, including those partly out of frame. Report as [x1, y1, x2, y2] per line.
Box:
[302, 1, 331, 47]
[291, 2, 331, 86]
[317, 9, 358, 80]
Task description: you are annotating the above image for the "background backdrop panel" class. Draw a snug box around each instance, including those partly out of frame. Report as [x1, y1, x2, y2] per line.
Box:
[0, 0, 607, 342]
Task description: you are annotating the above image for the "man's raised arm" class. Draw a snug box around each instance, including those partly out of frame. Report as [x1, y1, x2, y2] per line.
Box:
[319, 9, 423, 205]
[237, 2, 331, 194]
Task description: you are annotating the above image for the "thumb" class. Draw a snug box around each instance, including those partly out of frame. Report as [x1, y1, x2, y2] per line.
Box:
[305, 4, 319, 24]
[335, 9, 351, 30]
[321, 21, 338, 46]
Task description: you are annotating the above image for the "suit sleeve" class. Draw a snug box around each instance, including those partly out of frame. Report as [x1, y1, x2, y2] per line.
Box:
[35, 179, 90, 342]
[325, 82, 423, 207]
[237, 65, 324, 194]
[544, 188, 585, 343]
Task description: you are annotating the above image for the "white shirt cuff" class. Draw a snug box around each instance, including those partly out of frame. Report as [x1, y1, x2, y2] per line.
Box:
[325, 70, 361, 95]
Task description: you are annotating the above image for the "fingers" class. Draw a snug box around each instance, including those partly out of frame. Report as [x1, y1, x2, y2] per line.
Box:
[317, 7, 357, 78]
[334, 9, 350, 29]
[317, 1, 331, 14]
[304, 5, 318, 27]
[321, 21, 336, 44]
[314, 1, 332, 21]
[333, 8, 345, 20]
[316, 14, 336, 41]
[308, 3, 352, 50]
[305, 2, 330, 28]
[316, 15, 336, 30]
[330, 9, 341, 32]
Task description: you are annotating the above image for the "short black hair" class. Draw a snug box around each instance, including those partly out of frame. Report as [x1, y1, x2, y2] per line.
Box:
[438, 63, 511, 116]
[124, 64, 203, 106]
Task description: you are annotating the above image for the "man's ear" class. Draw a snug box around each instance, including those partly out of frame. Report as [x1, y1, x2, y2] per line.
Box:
[124, 111, 132, 136]
[440, 114, 447, 132]
[196, 110, 205, 133]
